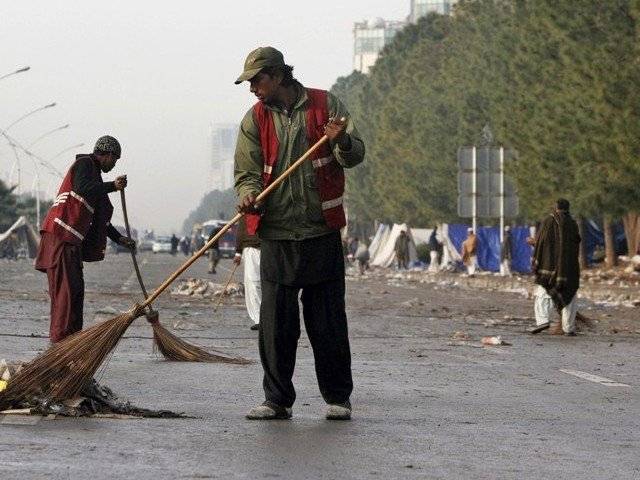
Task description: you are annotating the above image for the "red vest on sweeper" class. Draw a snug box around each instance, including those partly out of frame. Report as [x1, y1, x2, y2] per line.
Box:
[246, 88, 346, 235]
[41, 155, 114, 262]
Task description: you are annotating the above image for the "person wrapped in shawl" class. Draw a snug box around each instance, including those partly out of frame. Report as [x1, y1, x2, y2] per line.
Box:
[530, 198, 581, 335]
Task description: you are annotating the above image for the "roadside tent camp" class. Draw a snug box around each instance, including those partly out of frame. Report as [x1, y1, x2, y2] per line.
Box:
[0, 216, 40, 258]
[370, 223, 417, 268]
[445, 224, 532, 273]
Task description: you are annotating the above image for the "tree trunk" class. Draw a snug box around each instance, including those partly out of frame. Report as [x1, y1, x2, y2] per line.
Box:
[603, 215, 617, 268]
[622, 212, 640, 256]
[577, 215, 587, 270]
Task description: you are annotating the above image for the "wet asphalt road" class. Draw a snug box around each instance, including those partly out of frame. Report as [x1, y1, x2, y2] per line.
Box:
[0, 253, 639, 480]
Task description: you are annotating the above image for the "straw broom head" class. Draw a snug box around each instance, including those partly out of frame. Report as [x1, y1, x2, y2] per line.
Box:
[0, 310, 139, 410]
[150, 320, 251, 364]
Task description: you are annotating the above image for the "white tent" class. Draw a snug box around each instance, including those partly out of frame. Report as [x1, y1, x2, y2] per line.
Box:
[410, 228, 433, 246]
[370, 223, 417, 268]
[367, 223, 389, 261]
[439, 223, 462, 266]
[0, 216, 39, 258]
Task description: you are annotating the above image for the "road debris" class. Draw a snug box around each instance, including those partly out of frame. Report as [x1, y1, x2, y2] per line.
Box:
[171, 278, 244, 298]
[481, 336, 511, 346]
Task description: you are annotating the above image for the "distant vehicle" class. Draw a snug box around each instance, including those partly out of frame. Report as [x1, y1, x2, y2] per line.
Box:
[152, 236, 172, 254]
[138, 230, 155, 251]
[108, 225, 137, 254]
[202, 219, 237, 258]
[138, 238, 154, 252]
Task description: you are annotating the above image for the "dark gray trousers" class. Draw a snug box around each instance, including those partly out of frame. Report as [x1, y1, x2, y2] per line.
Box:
[259, 233, 353, 408]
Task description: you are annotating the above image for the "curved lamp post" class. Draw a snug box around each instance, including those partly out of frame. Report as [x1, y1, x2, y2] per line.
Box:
[0, 66, 30, 82]
[4, 102, 57, 131]
[28, 123, 70, 148]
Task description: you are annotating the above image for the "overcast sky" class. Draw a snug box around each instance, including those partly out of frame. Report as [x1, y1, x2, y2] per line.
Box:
[1, 0, 408, 233]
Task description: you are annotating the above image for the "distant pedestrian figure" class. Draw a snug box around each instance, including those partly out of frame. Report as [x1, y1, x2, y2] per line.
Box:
[170, 234, 179, 256]
[500, 226, 512, 276]
[428, 226, 440, 273]
[179, 236, 190, 256]
[530, 199, 581, 336]
[461, 228, 478, 276]
[354, 241, 370, 275]
[348, 237, 359, 263]
[394, 229, 410, 270]
[207, 226, 222, 274]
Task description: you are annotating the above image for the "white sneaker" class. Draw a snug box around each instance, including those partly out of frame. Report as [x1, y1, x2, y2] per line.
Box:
[246, 401, 292, 420]
[326, 401, 352, 420]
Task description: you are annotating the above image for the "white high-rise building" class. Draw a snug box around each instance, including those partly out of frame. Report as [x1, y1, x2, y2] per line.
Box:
[210, 123, 239, 192]
[410, 0, 459, 22]
[353, 18, 407, 74]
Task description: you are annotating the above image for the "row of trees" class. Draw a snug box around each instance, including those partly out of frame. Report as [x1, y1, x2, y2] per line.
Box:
[181, 188, 236, 234]
[331, 0, 640, 264]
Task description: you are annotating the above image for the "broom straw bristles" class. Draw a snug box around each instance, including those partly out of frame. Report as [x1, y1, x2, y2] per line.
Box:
[0, 311, 138, 410]
[151, 323, 251, 364]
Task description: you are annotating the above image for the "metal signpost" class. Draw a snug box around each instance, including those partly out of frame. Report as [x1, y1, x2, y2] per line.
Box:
[457, 146, 518, 241]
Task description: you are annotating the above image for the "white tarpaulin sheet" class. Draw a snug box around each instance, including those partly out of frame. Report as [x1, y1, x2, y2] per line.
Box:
[410, 228, 433, 246]
[370, 223, 417, 268]
[368, 224, 389, 261]
[0, 216, 39, 258]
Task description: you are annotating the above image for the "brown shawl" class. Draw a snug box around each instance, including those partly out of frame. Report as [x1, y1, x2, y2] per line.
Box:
[532, 211, 581, 310]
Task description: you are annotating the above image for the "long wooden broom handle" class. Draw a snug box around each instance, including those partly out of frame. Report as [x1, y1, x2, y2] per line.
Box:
[139, 129, 336, 310]
[120, 189, 152, 307]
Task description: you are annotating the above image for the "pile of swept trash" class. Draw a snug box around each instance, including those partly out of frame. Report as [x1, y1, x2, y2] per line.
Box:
[171, 278, 244, 298]
[0, 360, 185, 419]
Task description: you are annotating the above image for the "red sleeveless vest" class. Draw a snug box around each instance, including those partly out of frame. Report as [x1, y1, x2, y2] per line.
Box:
[246, 88, 346, 235]
[41, 155, 114, 262]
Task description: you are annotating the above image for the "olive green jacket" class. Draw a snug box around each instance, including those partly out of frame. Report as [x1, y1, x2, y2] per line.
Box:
[234, 83, 365, 241]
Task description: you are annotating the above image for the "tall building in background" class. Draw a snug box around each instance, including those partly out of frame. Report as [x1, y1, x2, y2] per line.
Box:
[410, 0, 458, 22]
[210, 123, 239, 192]
[353, 18, 407, 74]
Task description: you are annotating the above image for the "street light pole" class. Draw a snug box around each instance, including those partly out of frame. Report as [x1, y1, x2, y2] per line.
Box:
[0, 66, 30, 82]
[28, 124, 70, 148]
[49, 143, 85, 163]
[4, 102, 57, 131]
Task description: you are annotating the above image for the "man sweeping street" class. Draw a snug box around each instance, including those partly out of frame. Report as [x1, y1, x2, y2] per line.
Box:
[35, 136, 135, 343]
[530, 199, 581, 335]
[234, 46, 365, 420]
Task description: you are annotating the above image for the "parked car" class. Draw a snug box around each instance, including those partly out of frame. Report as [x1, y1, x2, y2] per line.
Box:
[138, 238, 154, 252]
[152, 236, 172, 254]
[108, 225, 137, 254]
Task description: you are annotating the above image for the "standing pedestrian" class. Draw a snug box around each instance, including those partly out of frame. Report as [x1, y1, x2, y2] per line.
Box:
[428, 226, 440, 273]
[35, 136, 135, 343]
[500, 226, 513, 276]
[233, 216, 261, 331]
[530, 199, 581, 335]
[207, 224, 222, 274]
[170, 234, 179, 255]
[394, 229, 410, 270]
[348, 236, 359, 263]
[234, 46, 365, 420]
[354, 241, 370, 275]
[461, 228, 478, 276]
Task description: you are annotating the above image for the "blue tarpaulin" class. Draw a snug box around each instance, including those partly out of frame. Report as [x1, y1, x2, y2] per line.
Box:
[582, 219, 627, 263]
[447, 224, 532, 273]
